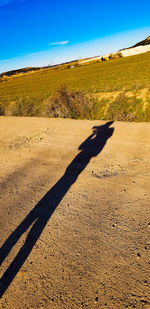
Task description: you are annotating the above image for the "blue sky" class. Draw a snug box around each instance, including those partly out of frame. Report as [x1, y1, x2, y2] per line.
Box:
[0, 0, 150, 72]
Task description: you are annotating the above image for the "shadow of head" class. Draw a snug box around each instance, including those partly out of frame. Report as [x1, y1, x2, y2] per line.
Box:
[78, 121, 114, 155]
[92, 121, 114, 135]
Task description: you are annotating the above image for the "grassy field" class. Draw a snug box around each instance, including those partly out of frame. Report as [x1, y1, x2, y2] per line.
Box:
[0, 52, 150, 120]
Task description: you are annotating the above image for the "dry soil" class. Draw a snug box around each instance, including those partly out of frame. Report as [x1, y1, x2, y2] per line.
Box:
[0, 117, 150, 309]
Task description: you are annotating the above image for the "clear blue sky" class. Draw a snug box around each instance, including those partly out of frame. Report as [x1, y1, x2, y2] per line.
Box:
[0, 0, 150, 72]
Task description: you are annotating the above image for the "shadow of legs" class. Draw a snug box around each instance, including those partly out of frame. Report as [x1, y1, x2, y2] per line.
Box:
[0, 122, 114, 297]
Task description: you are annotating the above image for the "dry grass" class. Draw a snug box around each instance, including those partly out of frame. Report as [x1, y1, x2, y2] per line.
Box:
[0, 52, 150, 121]
[44, 86, 94, 119]
[0, 85, 150, 121]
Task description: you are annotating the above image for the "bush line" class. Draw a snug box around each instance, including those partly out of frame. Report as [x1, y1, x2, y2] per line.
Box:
[0, 86, 150, 121]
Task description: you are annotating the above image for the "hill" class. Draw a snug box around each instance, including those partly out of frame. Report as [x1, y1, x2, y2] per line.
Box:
[130, 36, 150, 48]
[0, 60, 79, 78]
[0, 51, 150, 121]
[120, 36, 150, 51]
[119, 36, 150, 58]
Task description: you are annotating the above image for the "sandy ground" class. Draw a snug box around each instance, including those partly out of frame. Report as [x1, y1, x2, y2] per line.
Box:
[0, 117, 150, 309]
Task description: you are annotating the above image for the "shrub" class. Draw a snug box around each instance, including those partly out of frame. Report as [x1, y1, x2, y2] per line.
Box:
[5, 97, 42, 117]
[106, 93, 143, 121]
[109, 52, 123, 60]
[0, 75, 8, 82]
[45, 86, 94, 119]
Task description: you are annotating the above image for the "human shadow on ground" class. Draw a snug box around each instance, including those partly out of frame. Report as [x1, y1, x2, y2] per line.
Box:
[0, 121, 114, 297]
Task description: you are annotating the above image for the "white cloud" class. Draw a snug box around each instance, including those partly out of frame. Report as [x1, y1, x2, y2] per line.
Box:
[50, 41, 69, 46]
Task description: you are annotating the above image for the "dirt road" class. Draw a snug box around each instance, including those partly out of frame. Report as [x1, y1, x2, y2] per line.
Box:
[0, 117, 150, 308]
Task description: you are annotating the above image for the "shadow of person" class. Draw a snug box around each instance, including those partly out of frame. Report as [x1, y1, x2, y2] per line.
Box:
[0, 121, 114, 297]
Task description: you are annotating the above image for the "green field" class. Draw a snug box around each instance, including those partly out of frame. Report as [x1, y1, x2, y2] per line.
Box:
[0, 52, 150, 121]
